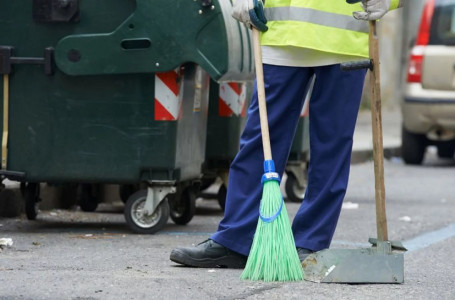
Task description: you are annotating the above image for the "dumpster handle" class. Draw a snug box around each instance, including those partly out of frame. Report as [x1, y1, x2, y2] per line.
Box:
[2, 74, 9, 170]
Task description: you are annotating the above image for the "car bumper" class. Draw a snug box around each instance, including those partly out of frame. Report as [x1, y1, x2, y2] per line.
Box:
[402, 84, 455, 139]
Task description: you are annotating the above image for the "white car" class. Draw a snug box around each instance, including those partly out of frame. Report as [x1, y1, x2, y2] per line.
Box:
[402, 0, 455, 164]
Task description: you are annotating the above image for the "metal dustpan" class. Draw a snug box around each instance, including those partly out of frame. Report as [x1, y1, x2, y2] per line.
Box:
[302, 241, 406, 284]
[302, 19, 406, 284]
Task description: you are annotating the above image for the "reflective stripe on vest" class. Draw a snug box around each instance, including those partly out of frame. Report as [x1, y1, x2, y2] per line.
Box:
[264, 7, 368, 33]
[261, 4, 370, 58]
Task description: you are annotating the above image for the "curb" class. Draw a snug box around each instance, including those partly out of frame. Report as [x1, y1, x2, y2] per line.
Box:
[351, 146, 402, 164]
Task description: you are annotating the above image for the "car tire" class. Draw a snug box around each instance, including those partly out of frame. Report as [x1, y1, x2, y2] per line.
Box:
[401, 126, 427, 165]
[437, 142, 455, 159]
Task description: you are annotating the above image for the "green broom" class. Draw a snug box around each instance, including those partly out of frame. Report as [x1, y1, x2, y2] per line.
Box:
[241, 28, 303, 282]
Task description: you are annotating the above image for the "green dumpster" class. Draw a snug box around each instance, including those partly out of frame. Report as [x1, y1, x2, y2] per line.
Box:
[0, 0, 254, 233]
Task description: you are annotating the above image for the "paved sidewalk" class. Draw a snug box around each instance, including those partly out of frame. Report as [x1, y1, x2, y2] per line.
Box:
[352, 106, 402, 163]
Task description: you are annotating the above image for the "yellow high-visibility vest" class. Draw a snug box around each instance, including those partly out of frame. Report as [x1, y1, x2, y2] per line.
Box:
[261, 0, 401, 58]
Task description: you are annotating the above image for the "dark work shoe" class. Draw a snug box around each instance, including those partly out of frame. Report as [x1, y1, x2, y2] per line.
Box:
[170, 239, 247, 268]
[297, 247, 314, 262]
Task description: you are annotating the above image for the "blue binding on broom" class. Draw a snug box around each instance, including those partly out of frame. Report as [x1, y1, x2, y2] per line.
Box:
[241, 158, 304, 282]
[260, 160, 283, 223]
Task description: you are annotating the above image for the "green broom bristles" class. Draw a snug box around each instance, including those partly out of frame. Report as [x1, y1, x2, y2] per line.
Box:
[241, 161, 304, 282]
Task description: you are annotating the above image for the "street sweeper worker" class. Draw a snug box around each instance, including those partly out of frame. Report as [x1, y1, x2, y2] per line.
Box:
[170, 0, 404, 268]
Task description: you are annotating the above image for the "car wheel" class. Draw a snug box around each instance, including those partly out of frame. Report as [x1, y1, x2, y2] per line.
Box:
[401, 126, 427, 165]
[437, 142, 455, 159]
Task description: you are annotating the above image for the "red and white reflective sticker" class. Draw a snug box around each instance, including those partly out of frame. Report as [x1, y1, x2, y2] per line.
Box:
[154, 68, 183, 121]
[218, 82, 247, 117]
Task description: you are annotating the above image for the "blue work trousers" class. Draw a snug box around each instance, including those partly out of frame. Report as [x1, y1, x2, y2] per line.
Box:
[211, 64, 367, 256]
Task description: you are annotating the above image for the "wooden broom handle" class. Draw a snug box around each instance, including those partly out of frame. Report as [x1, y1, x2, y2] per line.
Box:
[2, 74, 9, 170]
[252, 28, 273, 161]
[369, 21, 388, 242]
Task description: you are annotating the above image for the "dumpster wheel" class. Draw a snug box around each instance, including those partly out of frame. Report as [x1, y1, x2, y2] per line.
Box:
[217, 184, 227, 211]
[21, 182, 41, 220]
[285, 173, 306, 203]
[78, 184, 99, 212]
[119, 184, 140, 204]
[169, 186, 196, 225]
[124, 189, 169, 234]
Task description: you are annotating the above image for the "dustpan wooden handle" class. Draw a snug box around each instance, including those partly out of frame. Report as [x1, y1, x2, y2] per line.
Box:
[252, 28, 273, 162]
[369, 21, 388, 242]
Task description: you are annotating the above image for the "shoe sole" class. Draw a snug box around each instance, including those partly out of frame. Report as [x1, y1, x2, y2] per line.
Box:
[170, 249, 246, 269]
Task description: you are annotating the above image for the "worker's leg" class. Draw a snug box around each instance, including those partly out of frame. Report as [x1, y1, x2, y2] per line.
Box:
[292, 64, 367, 251]
[211, 64, 313, 256]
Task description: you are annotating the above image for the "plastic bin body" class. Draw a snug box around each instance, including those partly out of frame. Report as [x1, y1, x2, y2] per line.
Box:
[1, 64, 209, 184]
[0, 1, 214, 184]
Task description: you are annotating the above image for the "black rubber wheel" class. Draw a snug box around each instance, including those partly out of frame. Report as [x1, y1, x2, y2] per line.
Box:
[217, 184, 227, 211]
[437, 142, 455, 159]
[200, 177, 216, 191]
[59, 183, 78, 209]
[401, 126, 427, 165]
[285, 174, 305, 203]
[119, 184, 138, 204]
[23, 183, 40, 220]
[169, 187, 196, 225]
[78, 184, 99, 212]
[0, 188, 21, 218]
[124, 189, 170, 234]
